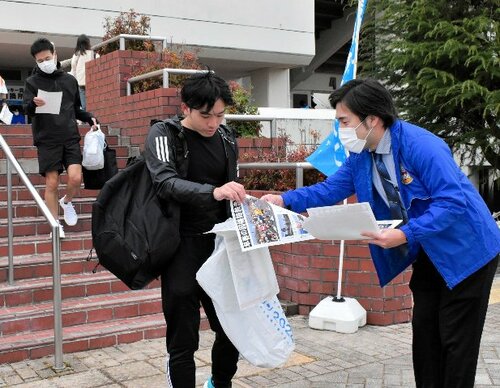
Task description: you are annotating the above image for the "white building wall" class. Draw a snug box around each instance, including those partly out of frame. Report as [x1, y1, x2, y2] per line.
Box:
[0, 0, 315, 70]
[251, 68, 291, 108]
[257, 107, 337, 147]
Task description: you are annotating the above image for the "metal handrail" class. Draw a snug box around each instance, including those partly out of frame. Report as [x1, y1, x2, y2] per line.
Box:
[238, 161, 314, 189]
[226, 115, 316, 183]
[127, 68, 210, 96]
[226, 115, 320, 179]
[0, 134, 64, 370]
[91, 34, 168, 52]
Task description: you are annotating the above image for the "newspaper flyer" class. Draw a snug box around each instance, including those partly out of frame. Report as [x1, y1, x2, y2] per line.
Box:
[231, 195, 314, 252]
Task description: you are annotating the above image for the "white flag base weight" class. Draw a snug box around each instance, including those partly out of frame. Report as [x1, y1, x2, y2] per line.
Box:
[308, 296, 367, 334]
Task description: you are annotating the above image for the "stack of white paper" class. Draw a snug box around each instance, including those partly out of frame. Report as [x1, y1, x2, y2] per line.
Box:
[35, 89, 62, 114]
[303, 202, 401, 241]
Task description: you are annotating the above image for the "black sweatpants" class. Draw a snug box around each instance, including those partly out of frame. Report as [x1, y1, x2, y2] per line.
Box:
[161, 234, 239, 388]
[409, 251, 498, 388]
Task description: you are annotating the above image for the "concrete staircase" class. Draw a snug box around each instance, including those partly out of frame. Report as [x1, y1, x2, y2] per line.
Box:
[0, 125, 180, 363]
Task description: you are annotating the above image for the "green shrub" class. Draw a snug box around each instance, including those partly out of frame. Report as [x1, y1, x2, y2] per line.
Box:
[100, 9, 155, 55]
[129, 47, 202, 92]
[226, 81, 261, 138]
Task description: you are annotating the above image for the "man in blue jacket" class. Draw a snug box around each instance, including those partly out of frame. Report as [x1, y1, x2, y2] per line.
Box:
[262, 78, 499, 388]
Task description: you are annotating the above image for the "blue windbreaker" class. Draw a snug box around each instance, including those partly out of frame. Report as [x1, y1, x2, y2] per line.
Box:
[283, 120, 500, 288]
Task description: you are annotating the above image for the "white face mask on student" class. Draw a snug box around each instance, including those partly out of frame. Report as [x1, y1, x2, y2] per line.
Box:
[37, 58, 57, 74]
[339, 119, 373, 154]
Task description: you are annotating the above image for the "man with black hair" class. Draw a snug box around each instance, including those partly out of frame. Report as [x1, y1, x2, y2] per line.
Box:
[144, 72, 246, 388]
[23, 38, 98, 238]
[262, 78, 500, 388]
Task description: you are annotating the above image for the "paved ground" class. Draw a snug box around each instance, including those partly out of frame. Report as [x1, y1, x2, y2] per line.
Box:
[1, 276, 499, 388]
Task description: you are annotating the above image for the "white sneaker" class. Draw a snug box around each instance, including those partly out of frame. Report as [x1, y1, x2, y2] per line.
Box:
[59, 195, 78, 226]
[50, 223, 65, 239]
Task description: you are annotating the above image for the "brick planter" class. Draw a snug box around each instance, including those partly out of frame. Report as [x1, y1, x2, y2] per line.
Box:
[86, 50, 181, 151]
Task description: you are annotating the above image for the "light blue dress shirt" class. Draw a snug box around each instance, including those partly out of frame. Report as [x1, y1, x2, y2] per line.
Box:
[371, 129, 401, 208]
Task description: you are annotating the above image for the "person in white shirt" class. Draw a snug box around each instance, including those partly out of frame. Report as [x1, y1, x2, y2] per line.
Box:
[69, 34, 98, 110]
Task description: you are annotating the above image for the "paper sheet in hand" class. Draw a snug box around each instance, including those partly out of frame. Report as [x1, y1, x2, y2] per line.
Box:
[303, 202, 401, 241]
[35, 89, 62, 114]
[0, 104, 13, 125]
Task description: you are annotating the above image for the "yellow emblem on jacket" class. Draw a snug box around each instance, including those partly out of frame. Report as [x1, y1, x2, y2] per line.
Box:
[400, 165, 413, 185]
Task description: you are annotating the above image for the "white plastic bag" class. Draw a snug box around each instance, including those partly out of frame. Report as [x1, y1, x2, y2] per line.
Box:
[212, 296, 295, 368]
[196, 233, 294, 367]
[197, 235, 240, 312]
[224, 232, 279, 310]
[198, 232, 278, 311]
[82, 125, 105, 170]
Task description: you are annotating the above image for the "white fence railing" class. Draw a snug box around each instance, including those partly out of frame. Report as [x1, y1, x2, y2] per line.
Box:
[91, 34, 168, 52]
[126, 68, 209, 96]
[238, 161, 314, 189]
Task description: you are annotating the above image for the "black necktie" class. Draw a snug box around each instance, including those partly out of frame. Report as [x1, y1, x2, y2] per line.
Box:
[373, 153, 408, 224]
[373, 153, 409, 258]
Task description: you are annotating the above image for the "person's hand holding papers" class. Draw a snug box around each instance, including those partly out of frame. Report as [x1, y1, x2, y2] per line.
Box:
[33, 96, 45, 107]
[35, 89, 63, 114]
[213, 181, 246, 203]
[361, 228, 407, 249]
[260, 194, 284, 207]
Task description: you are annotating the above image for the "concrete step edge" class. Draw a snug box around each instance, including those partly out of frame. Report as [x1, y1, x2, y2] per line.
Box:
[0, 271, 118, 293]
[0, 313, 167, 351]
[0, 288, 161, 321]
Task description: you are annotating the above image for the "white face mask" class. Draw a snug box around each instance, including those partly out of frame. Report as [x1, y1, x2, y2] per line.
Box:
[339, 119, 373, 154]
[37, 58, 57, 74]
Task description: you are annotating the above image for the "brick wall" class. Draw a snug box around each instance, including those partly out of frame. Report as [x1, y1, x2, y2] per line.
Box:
[269, 242, 412, 325]
[84, 49, 413, 325]
[85, 50, 180, 151]
[86, 50, 281, 157]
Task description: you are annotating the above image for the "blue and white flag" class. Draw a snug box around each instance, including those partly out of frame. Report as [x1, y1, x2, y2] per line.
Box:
[306, 0, 368, 176]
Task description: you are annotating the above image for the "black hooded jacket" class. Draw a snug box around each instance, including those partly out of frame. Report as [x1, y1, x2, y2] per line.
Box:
[23, 65, 94, 146]
[144, 117, 239, 235]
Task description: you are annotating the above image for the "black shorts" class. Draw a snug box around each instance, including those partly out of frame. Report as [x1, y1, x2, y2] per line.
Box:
[37, 141, 82, 176]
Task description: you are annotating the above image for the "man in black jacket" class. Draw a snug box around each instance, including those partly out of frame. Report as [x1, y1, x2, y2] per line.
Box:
[144, 72, 246, 388]
[23, 38, 98, 238]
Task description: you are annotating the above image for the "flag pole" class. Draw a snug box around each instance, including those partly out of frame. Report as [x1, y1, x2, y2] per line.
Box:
[336, 0, 363, 302]
[308, 0, 369, 333]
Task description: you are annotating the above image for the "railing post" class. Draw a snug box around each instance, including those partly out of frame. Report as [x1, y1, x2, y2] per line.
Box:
[271, 119, 277, 139]
[127, 82, 131, 96]
[296, 165, 304, 189]
[162, 69, 169, 88]
[52, 225, 64, 370]
[119, 37, 125, 50]
[7, 158, 14, 285]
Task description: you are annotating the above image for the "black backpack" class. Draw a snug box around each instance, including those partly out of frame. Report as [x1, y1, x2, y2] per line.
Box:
[91, 155, 181, 289]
